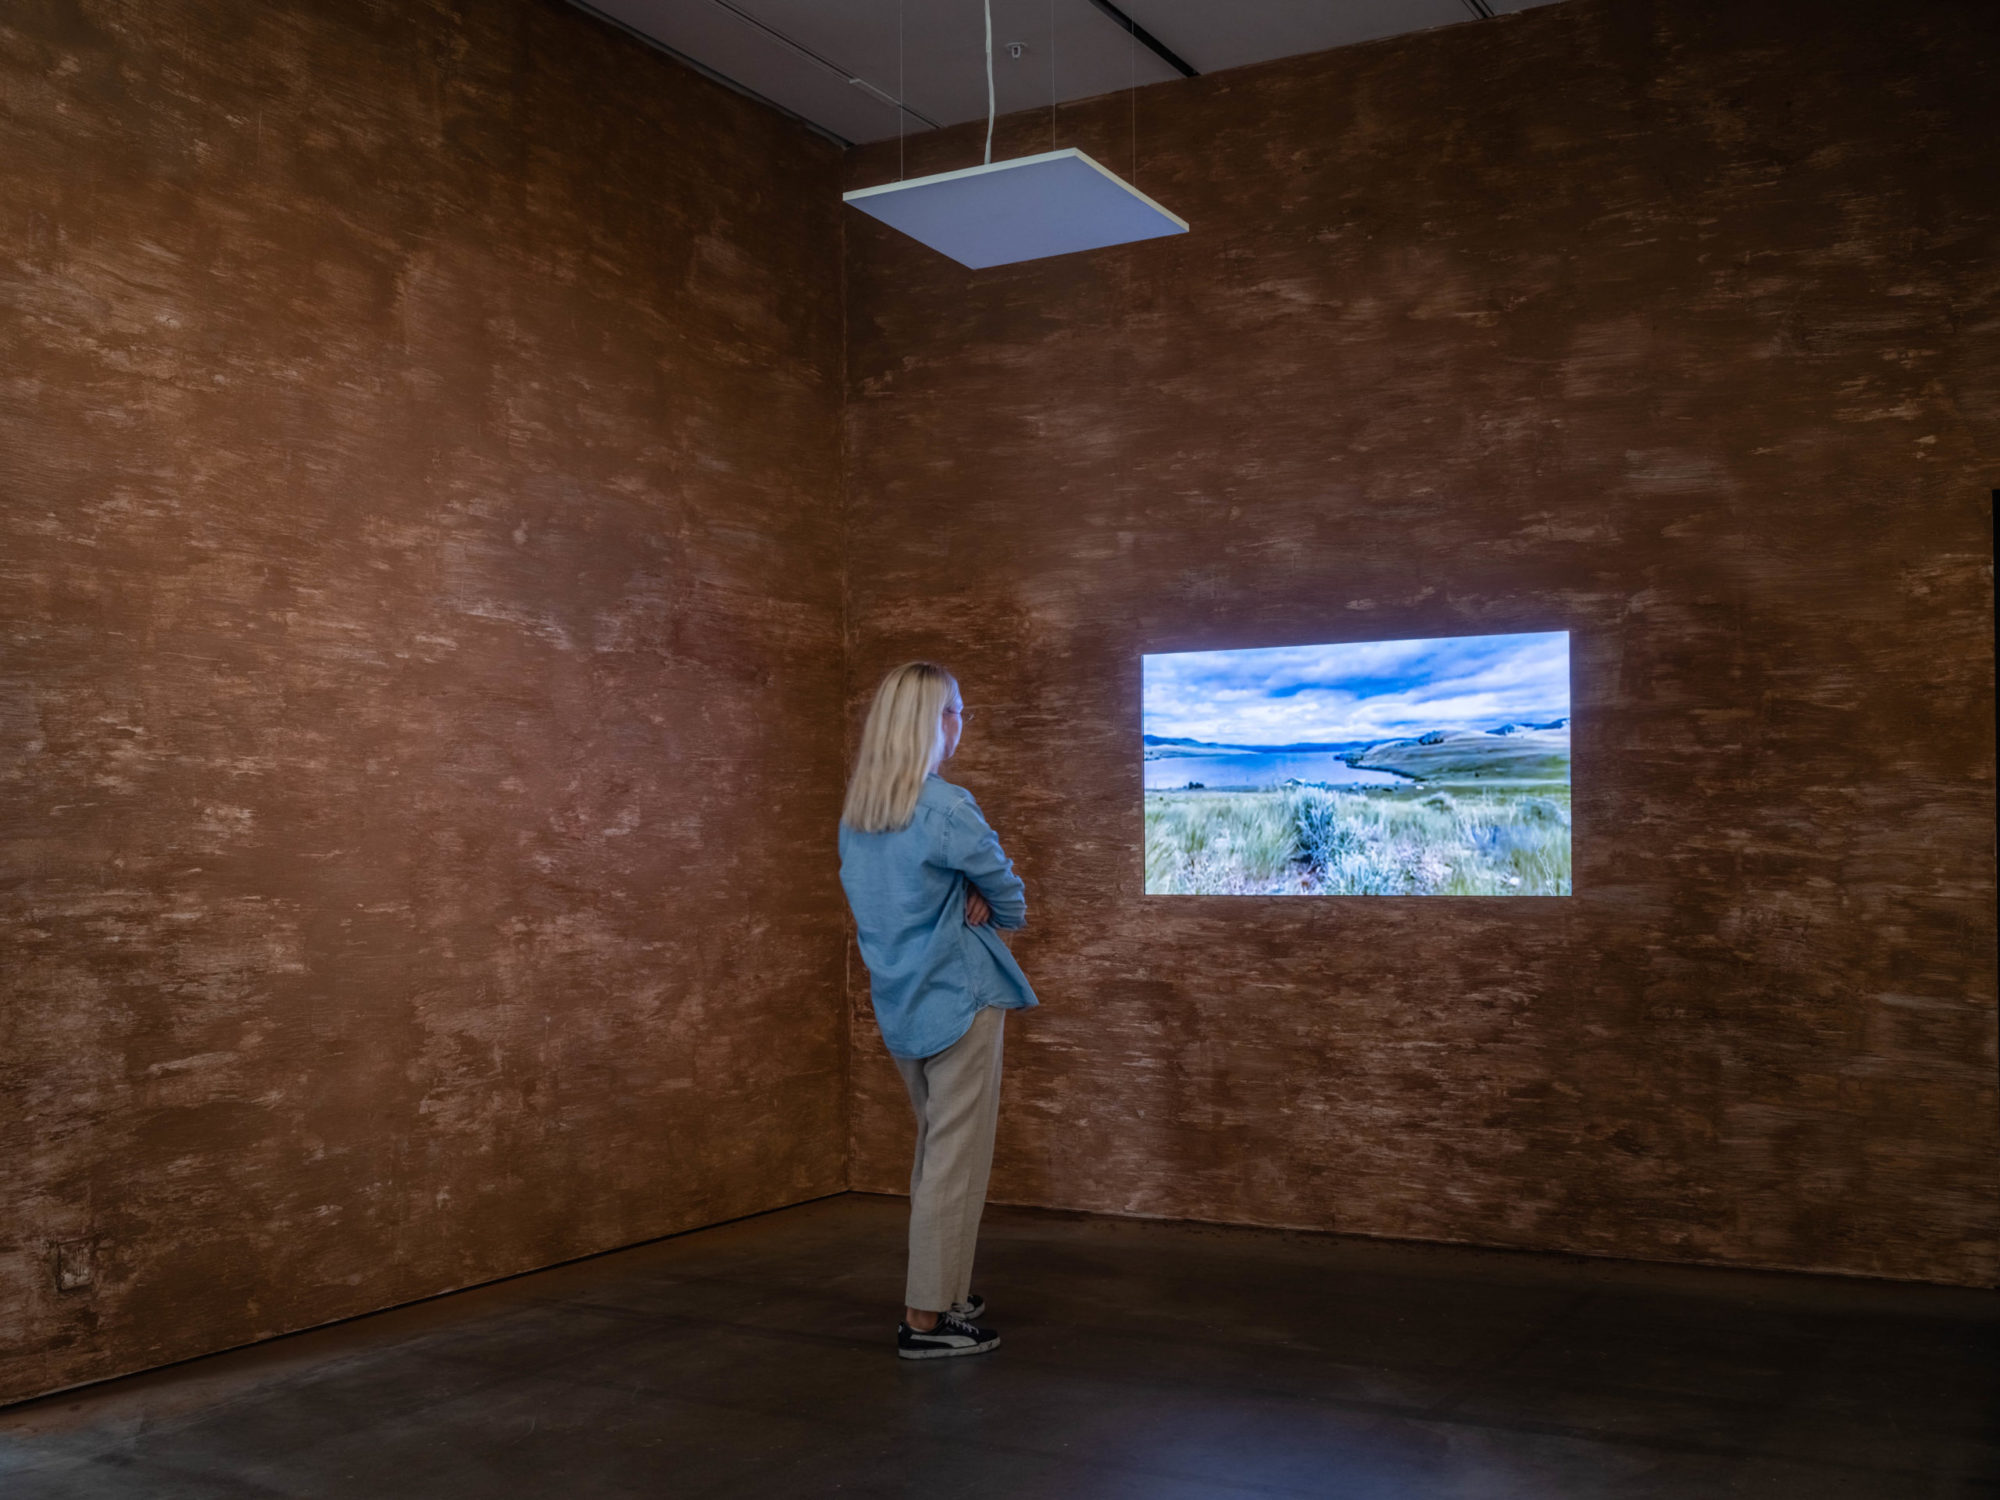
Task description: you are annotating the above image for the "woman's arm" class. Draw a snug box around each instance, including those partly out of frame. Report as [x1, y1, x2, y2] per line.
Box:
[945, 802, 1027, 929]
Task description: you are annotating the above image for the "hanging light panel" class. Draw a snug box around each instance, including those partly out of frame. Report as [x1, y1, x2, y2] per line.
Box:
[844, 0, 1186, 270]
[842, 147, 1188, 270]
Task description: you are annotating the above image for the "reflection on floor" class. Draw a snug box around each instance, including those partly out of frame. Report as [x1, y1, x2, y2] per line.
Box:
[4, 1192, 1996, 1498]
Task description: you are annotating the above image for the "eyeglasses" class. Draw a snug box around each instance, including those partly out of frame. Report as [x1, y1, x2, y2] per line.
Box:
[944, 706, 976, 722]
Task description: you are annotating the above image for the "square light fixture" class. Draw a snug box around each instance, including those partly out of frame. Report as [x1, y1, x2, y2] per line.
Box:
[843, 148, 1188, 270]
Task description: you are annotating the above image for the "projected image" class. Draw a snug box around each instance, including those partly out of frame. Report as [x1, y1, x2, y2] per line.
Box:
[1144, 632, 1571, 896]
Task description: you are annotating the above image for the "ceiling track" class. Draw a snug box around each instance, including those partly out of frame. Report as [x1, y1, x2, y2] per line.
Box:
[1083, 0, 1199, 78]
[705, 0, 944, 131]
[565, 0, 856, 144]
[579, 0, 1227, 149]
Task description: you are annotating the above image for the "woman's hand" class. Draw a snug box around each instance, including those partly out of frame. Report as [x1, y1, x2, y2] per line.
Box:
[965, 888, 992, 926]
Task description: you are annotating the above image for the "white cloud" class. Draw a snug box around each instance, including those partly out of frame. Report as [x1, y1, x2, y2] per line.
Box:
[1143, 632, 1569, 744]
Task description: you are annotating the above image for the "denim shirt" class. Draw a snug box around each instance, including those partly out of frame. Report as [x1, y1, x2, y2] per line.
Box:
[838, 775, 1039, 1060]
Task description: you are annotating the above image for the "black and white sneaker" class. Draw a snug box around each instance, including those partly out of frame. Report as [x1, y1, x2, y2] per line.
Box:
[950, 1293, 986, 1321]
[897, 1311, 1000, 1360]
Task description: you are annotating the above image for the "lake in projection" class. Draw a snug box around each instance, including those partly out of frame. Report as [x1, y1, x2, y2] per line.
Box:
[1142, 631, 1572, 896]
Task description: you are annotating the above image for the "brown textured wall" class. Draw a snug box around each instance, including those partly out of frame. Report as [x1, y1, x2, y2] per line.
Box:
[843, 0, 1998, 1284]
[0, 0, 847, 1402]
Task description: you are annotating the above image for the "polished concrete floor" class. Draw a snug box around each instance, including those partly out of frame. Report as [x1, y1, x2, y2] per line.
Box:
[4, 1193, 1996, 1498]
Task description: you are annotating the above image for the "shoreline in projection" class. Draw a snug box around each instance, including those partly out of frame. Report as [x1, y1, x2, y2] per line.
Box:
[1142, 633, 1572, 897]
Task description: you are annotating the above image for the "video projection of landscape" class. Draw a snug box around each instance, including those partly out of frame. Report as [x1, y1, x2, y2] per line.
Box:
[1144, 632, 1572, 896]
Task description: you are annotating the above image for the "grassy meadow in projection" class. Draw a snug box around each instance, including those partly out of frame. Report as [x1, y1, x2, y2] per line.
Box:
[1143, 632, 1571, 896]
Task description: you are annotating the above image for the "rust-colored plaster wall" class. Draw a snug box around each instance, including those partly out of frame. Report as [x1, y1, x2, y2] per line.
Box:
[1, 0, 846, 1402]
[843, 0, 1998, 1284]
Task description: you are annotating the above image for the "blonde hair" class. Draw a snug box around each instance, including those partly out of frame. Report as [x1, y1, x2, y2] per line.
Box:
[842, 661, 959, 833]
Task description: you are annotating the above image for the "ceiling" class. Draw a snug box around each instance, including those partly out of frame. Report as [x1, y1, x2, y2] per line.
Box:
[569, 0, 1563, 146]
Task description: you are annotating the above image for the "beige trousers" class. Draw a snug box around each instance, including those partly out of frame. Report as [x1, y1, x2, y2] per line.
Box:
[892, 1005, 1006, 1313]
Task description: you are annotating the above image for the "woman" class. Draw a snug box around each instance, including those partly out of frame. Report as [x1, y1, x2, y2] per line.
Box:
[838, 661, 1038, 1360]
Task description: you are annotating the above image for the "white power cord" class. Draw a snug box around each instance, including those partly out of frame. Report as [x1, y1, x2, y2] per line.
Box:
[983, 0, 995, 164]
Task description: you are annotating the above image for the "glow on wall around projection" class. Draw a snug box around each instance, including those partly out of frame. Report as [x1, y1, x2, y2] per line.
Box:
[1143, 632, 1572, 897]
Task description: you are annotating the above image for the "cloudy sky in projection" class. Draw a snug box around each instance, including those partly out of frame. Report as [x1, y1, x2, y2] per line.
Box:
[1143, 632, 1571, 745]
